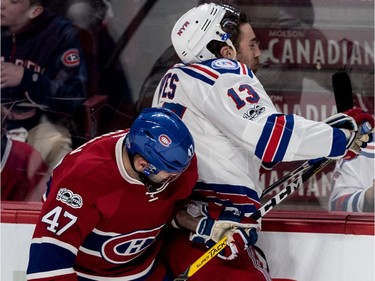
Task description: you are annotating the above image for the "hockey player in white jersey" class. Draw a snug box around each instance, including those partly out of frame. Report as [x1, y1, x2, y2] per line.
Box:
[329, 133, 374, 212]
[152, 3, 374, 280]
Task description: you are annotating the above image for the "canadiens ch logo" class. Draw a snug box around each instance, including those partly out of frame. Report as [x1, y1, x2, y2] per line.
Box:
[56, 188, 83, 208]
[159, 134, 172, 147]
[101, 226, 163, 264]
[61, 49, 80, 67]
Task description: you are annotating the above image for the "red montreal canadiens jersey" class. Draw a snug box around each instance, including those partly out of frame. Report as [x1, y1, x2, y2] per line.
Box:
[152, 58, 347, 215]
[26, 130, 198, 280]
[1, 138, 48, 201]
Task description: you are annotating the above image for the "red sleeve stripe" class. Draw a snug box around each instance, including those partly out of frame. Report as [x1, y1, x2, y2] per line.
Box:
[263, 115, 286, 162]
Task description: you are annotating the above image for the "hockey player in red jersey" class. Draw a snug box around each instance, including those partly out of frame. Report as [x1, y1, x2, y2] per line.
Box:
[152, 2, 375, 280]
[26, 107, 198, 281]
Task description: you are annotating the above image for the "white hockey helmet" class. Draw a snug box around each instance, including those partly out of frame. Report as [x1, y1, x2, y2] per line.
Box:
[171, 3, 240, 64]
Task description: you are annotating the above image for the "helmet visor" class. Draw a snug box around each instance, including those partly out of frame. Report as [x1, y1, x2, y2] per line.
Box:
[147, 170, 182, 185]
[143, 163, 183, 185]
[142, 164, 183, 198]
[219, 4, 240, 35]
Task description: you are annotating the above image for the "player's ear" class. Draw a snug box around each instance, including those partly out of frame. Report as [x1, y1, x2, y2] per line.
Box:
[28, 5, 44, 19]
[220, 45, 235, 59]
[133, 154, 148, 172]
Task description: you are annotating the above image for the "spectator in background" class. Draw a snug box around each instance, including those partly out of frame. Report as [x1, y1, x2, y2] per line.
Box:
[1, 0, 87, 170]
[1, 119, 48, 201]
[63, 0, 136, 132]
[329, 133, 374, 212]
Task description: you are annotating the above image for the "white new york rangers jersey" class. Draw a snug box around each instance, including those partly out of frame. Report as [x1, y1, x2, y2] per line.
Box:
[152, 58, 347, 215]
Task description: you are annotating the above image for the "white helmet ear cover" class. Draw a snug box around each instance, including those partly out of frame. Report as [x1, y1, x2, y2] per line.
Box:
[171, 3, 233, 64]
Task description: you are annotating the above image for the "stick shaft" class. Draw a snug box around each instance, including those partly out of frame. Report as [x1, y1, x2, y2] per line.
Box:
[261, 160, 314, 198]
[254, 158, 331, 220]
[174, 236, 228, 280]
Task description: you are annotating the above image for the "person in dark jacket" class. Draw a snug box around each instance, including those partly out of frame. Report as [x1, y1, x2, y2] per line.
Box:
[1, 0, 87, 170]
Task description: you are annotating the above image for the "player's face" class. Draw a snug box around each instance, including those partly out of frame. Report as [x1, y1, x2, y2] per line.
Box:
[235, 23, 261, 72]
[146, 168, 181, 185]
[140, 164, 182, 194]
[1, 0, 39, 32]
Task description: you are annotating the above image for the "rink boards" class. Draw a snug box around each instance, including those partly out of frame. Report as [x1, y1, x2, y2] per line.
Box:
[1, 202, 374, 281]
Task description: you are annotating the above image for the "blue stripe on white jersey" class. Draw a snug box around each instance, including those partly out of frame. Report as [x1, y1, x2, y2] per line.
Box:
[331, 190, 362, 212]
[192, 182, 260, 215]
[351, 191, 361, 211]
[179, 67, 216, 85]
[361, 149, 375, 158]
[327, 128, 348, 158]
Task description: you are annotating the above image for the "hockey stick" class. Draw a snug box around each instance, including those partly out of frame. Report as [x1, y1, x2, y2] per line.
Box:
[173, 235, 229, 281]
[261, 160, 314, 198]
[332, 71, 354, 112]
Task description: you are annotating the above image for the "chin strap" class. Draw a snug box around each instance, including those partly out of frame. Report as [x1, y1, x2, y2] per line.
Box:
[133, 166, 164, 202]
[127, 151, 159, 201]
[144, 177, 172, 202]
[126, 148, 173, 202]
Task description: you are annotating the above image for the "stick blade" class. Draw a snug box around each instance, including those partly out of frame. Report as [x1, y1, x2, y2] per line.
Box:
[332, 71, 354, 112]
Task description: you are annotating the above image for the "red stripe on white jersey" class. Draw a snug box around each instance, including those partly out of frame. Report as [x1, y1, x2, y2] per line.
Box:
[189, 64, 220, 79]
[335, 194, 351, 211]
[239, 62, 248, 75]
[263, 116, 286, 162]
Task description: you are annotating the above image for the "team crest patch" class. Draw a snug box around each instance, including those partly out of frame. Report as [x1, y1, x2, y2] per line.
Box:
[61, 49, 80, 67]
[211, 58, 239, 70]
[56, 188, 83, 208]
[159, 134, 172, 147]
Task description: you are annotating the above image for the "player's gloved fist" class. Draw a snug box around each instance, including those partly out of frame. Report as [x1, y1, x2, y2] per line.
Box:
[190, 202, 259, 243]
[343, 108, 375, 129]
[225, 227, 259, 260]
[342, 109, 374, 159]
[343, 123, 374, 160]
[188, 202, 259, 260]
[323, 109, 374, 160]
[202, 227, 258, 260]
